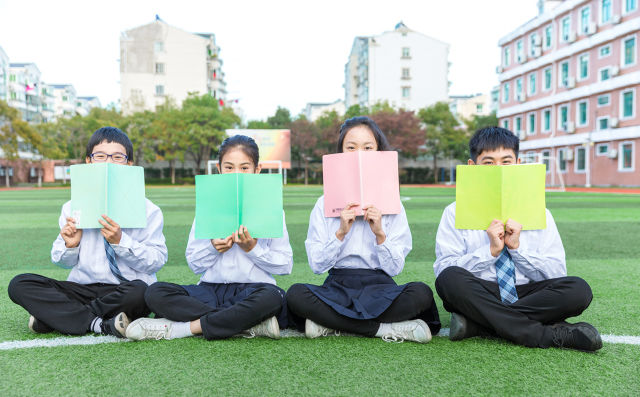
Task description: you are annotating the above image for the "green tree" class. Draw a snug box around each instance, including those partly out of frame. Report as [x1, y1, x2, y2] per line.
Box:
[266, 106, 292, 128]
[152, 102, 187, 184]
[464, 111, 498, 134]
[0, 100, 42, 186]
[344, 104, 369, 119]
[289, 115, 319, 185]
[246, 120, 271, 129]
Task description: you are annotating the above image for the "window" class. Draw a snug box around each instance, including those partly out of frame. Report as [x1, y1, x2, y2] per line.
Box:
[542, 150, 551, 172]
[599, 44, 611, 58]
[578, 53, 589, 80]
[623, 36, 636, 66]
[619, 142, 634, 171]
[544, 25, 553, 49]
[476, 103, 484, 113]
[626, 0, 638, 13]
[155, 63, 165, 74]
[598, 117, 610, 130]
[621, 89, 635, 119]
[529, 33, 538, 57]
[10, 91, 16, 100]
[561, 17, 571, 42]
[503, 47, 511, 67]
[596, 143, 609, 155]
[503, 83, 510, 103]
[154, 41, 164, 53]
[402, 47, 410, 58]
[580, 6, 591, 34]
[401, 68, 411, 79]
[62, 96, 68, 101]
[559, 61, 569, 87]
[577, 101, 588, 126]
[597, 94, 610, 106]
[9, 74, 16, 82]
[528, 113, 536, 135]
[601, 0, 612, 24]
[559, 104, 569, 130]
[543, 67, 552, 90]
[543, 109, 552, 132]
[401, 86, 411, 98]
[575, 147, 586, 172]
[155, 85, 164, 96]
[558, 149, 567, 172]
[516, 40, 524, 62]
[502, 119, 509, 129]
[516, 78, 523, 100]
[599, 67, 611, 81]
[515, 116, 522, 133]
[528, 73, 537, 96]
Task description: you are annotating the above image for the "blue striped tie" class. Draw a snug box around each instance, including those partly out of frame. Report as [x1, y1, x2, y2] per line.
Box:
[103, 237, 127, 283]
[495, 247, 518, 304]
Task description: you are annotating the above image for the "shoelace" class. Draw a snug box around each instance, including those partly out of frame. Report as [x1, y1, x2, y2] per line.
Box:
[140, 322, 171, 340]
[381, 334, 405, 343]
[320, 328, 341, 337]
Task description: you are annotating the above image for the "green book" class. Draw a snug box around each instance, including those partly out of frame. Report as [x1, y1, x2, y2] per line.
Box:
[455, 164, 546, 230]
[195, 173, 283, 239]
[70, 163, 147, 229]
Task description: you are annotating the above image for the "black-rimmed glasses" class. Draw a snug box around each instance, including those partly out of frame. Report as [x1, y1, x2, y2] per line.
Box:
[90, 152, 128, 164]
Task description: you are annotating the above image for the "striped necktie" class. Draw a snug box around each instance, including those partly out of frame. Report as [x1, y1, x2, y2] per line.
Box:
[495, 247, 518, 304]
[103, 237, 128, 283]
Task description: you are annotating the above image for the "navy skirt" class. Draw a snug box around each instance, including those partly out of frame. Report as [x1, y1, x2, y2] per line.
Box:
[182, 282, 289, 329]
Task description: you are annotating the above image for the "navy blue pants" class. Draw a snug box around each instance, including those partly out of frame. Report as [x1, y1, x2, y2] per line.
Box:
[145, 281, 286, 340]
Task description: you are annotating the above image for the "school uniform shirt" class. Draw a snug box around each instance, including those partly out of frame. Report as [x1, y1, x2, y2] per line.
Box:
[51, 199, 168, 285]
[434, 202, 566, 285]
[305, 196, 412, 277]
[185, 212, 293, 285]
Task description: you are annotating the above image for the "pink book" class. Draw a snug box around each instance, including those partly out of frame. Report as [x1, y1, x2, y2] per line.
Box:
[322, 151, 401, 217]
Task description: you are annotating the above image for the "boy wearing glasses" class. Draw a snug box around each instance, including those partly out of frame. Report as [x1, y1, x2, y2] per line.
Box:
[8, 127, 168, 338]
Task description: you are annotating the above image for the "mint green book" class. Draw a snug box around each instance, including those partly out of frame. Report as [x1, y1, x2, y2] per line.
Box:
[70, 163, 147, 229]
[455, 164, 546, 230]
[195, 173, 283, 239]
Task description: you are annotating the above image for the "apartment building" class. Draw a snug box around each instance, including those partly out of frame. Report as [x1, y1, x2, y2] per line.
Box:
[0, 46, 8, 102]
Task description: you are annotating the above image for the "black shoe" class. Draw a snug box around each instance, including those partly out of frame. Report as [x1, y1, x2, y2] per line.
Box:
[100, 312, 130, 338]
[449, 312, 480, 341]
[551, 322, 602, 352]
[28, 315, 54, 334]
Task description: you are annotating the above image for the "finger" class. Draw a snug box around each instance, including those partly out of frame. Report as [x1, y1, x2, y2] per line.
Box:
[66, 217, 77, 225]
[345, 202, 360, 210]
[98, 219, 115, 231]
[101, 214, 119, 227]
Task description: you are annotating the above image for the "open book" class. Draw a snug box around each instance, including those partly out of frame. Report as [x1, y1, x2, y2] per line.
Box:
[322, 151, 401, 217]
[455, 163, 546, 230]
[70, 163, 147, 229]
[195, 173, 283, 239]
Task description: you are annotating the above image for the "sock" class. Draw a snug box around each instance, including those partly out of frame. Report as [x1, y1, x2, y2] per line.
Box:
[375, 323, 393, 337]
[90, 317, 103, 334]
[168, 321, 194, 339]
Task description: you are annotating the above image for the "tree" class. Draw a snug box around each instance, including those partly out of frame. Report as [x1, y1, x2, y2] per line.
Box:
[0, 100, 42, 187]
[246, 120, 270, 129]
[152, 102, 187, 184]
[344, 104, 369, 119]
[266, 107, 291, 128]
[289, 116, 319, 184]
[418, 101, 467, 183]
[370, 109, 425, 158]
[464, 111, 498, 134]
[314, 110, 342, 156]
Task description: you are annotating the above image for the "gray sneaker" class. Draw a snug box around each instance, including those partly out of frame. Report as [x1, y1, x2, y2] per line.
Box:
[305, 319, 340, 338]
[380, 319, 432, 344]
[126, 317, 175, 341]
[245, 316, 280, 339]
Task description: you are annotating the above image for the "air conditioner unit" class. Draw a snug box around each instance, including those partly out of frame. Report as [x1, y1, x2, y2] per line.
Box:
[567, 77, 576, 88]
[519, 131, 527, 140]
[566, 121, 576, 133]
[533, 47, 542, 57]
[611, 65, 620, 76]
[496, 66, 503, 73]
[587, 22, 597, 35]
[608, 149, 618, 159]
[565, 150, 574, 161]
[533, 36, 542, 46]
[520, 55, 528, 63]
[568, 31, 577, 43]
[612, 14, 621, 24]
[517, 93, 527, 102]
[610, 117, 619, 128]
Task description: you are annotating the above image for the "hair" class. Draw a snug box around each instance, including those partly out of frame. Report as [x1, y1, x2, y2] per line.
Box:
[469, 126, 520, 162]
[218, 135, 260, 167]
[86, 127, 134, 162]
[336, 116, 391, 153]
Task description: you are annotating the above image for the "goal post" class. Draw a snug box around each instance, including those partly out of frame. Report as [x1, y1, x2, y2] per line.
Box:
[206, 159, 286, 184]
[519, 152, 566, 192]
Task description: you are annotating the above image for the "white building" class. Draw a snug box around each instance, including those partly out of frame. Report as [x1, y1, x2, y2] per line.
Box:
[449, 93, 491, 121]
[0, 46, 9, 102]
[304, 99, 345, 121]
[8, 63, 42, 122]
[120, 19, 227, 114]
[76, 96, 102, 116]
[50, 84, 77, 119]
[40, 83, 56, 122]
[344, 22, 450, 112]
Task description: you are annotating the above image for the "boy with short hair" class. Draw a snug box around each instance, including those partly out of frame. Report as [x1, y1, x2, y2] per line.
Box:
[8, 127, 168, 338]
[433, 126, 601, 351]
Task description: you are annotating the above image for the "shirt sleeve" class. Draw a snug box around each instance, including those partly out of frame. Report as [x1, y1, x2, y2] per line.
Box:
[185, 219, 222, 275]
[245, 211, 293, 275]
[51, 203, 80, 269]
[434, 203, 497, 278]
[110, 202, 168, 275]
[374, 205, 412, 277]
[508, 209, 567, 281]
[305, 198, 346, 274]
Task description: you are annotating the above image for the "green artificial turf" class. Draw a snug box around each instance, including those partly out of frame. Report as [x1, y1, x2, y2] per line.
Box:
[0, 186, 639, 395]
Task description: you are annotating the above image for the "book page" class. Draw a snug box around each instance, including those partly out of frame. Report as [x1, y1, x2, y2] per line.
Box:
[322, 152, 363, 217]
[240, 173, 283, 238]
[455, 165, 503, 230]
[70, 163, 108, 229]
[107, 163, 147, 229]
[194, 174, 239, 239]
[359, 151, 402, 215]
[501, 164, 547, 230]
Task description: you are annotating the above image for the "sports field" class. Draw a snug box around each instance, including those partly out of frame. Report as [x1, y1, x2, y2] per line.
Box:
[0, 186, 639, 395]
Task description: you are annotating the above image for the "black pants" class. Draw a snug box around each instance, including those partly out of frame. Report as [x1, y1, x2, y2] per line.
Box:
[144, 282, 284, 340]
[7, 273, 149, 335]
[435, 266, 593, 348]
[286, 282, 435, 337]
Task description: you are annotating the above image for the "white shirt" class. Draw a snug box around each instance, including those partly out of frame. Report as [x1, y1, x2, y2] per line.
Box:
[185, 212, 293, 285]
[434, 202, 566, 284]
[305, 196, 412, 276]
[51, 199, 168, 285]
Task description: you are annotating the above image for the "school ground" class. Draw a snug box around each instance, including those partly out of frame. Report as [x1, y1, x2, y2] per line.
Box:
[0, 186, 638, 395]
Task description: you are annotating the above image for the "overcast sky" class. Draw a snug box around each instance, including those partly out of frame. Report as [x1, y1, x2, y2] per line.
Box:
[0, 0, 540, 120]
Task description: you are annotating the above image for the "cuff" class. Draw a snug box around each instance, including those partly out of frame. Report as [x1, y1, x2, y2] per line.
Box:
[474, 244, 498, 263]
[245, 240, 268, 259]
[111, 231, 134, 254]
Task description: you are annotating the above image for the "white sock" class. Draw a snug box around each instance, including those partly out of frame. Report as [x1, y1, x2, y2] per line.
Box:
[168, 321, 193, 339]
[90, 317, 103, 334]
[375, 323, 393, 337]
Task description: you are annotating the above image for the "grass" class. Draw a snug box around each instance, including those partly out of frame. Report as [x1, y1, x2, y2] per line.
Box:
[0, 186, 639, 395]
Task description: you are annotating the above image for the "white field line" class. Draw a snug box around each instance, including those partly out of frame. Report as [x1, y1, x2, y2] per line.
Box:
[0, 329, 638, 350]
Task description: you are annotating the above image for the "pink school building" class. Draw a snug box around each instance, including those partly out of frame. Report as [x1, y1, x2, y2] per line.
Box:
[497, 0, 640, 186]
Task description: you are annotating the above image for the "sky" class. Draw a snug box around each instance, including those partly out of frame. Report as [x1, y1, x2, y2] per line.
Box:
[0, 0, 540, 120]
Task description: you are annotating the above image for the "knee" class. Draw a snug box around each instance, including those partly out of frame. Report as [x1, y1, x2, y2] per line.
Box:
[405, 282, 434, 309]
[120, 279, 148, 307]
[563, 276, 593, 312]
[256, 284, 285, 310]
[144, 281, 172, 309]
[7, 273, 37, 302]
[435, 266, 469, 298]
[285, 283, 311, 312]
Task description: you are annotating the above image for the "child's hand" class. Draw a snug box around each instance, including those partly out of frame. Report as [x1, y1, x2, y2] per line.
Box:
[504, 219, 522, 250]
[211, 235, 234, 253]
[363, 205, 385, 244]
[99, 215, 122, 245]
[61, 217, 83, 248]
[486, 219, 505, 257]
[234, 226, 257, 253]
[336, 203, 358, 241]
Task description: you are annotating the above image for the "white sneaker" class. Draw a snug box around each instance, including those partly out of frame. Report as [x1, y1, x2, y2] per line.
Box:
[305, 319, 340, 339]
[244, 316, 280, 339]
[380, 319, 432, 344]
[125, 318, 175, 341]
